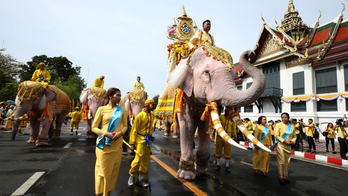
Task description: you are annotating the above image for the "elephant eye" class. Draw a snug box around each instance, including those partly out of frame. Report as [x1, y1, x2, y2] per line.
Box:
[203, 70, 210, 76]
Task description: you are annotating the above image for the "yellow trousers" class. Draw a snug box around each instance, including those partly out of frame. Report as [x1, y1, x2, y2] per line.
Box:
[276, 142, 292, 179]
[215, 135, 231, 159]
[129, 142, 152, 175]
[253, 148, 270, 173]
[70, 120, 79, 130]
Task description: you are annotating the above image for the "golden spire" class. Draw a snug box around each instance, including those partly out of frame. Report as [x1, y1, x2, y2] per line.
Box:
[180, 5, 187, 17]
[287, 0, 295, 13]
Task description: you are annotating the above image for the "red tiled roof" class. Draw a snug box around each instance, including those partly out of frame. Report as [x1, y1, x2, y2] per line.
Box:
[311, 27, 332, 46]
[235, 64, 243, 72]
[333, 25, 348, 43]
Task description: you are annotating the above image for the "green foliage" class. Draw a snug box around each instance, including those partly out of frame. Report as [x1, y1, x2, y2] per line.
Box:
[153, 94, 160, 108]
[0, 82, 19, 101]
[54, 75, 86, 106]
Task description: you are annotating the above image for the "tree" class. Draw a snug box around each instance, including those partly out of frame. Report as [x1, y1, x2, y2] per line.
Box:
[0, 49, 22, 82]
[54, 75, 86, 106]
[153, 94, 160, 108]
[18, 55, 82, 83]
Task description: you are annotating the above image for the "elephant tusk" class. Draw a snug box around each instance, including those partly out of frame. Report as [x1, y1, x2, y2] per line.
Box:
[209, 105, 247, 150]
[232, 118, 271, 152]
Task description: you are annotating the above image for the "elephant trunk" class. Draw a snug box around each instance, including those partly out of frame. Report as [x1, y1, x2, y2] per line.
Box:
[220, 50, 266, 108]
[11, 106, 28, 140]
[209, 103, 247, 150]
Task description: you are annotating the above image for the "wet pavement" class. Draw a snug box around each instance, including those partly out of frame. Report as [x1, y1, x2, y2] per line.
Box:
[1, 123, 348, 196]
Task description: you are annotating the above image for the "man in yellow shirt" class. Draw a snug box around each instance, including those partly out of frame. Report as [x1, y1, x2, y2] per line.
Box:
[214, 108, 236, 173]
[188, 20, 215, 49]
[31, 62, 51, 86]
[334, 120, 348, 159]
[128, 99, 155, 187]
[133, 76, 145, 90]
[243, 118, 254, 149]
[93, 75, 105, 88]
[70, 107, 82, 135]
[302, 119, 316, 153]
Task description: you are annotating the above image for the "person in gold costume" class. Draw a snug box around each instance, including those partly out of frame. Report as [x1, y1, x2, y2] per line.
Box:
[323, 123, 336, 153]
[243, 118, 254, 149]
[271, 112, 296, 185]
[253, 116, 273, 176]
[188, 20, 215, 49]
[31, 62, 51, 86]
[302, 119, 316, 153]
[334, 120, 348, 159]
[128, 99, 155, 188]
[214, 108, 236, 173]
[133, 76, 145, 90]
[92, 88, 127, 196]
[94, 75, 105, 88]
[70, 107, 82, 135]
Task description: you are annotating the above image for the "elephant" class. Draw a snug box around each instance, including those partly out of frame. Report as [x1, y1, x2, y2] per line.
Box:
[80, 87, 107, 138]
[168, 44, 268, 180]
[11, 81, 71, 146]
[123, 91, 148, 125]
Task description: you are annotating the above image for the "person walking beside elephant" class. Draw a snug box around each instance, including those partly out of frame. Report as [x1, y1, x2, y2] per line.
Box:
[92, 87, 127, 196]
[70, 107, 82, 135]
[214, 107, 236, 173]
[128, 99, 156, 188]
[31, 62, 50, 86]
[253, 116, 272, 176]
[271, 112, 296, 185]
[93, 75, 105, 89]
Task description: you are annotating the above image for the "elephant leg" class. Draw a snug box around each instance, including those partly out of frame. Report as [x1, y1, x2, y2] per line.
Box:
[36, 105, 53, 147]
[173, 122, 180, 138]
[164, 122, 170, 136]
[196, 122, 210, 173]
[28, 116, 40, 144]
[176, 111, 196, 180]
[48, 122, 54, 138]
[53, 114, 65, 140]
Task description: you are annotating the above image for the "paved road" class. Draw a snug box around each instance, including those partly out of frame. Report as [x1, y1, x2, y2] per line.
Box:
[0, 122, 347, 196]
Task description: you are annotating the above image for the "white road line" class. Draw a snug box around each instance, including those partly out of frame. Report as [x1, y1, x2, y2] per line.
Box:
[78, 133, 82, 136]
[11, 172, 45, 196]
[240, 161, 253, 167]
[63, 142, 73, 148]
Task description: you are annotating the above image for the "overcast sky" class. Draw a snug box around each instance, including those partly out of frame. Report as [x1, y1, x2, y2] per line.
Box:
[1, 0, 346, 98]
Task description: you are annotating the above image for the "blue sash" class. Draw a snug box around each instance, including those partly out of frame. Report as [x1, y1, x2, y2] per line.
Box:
[136, 82, 142, 88]
[137, 133, 155, 146]
[257, 125, 269, 150]
[39, 77, 44, 82]
[96, 105, 123, 150]
[7, 109, 15, 117]
[270, 124, 292, 151]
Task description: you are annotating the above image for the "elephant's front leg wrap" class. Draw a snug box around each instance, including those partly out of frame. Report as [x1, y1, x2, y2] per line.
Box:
[179, 157, 195, 173]
[195, 151, 209, 169]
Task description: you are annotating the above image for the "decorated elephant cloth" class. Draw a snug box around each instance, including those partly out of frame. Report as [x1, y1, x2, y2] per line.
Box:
[89, 87, 107, 103]
[17, 81, 46, 104]
[154, 84, 175, 124]
[129, 88, 147, 106]
[49, 85, 71, 115]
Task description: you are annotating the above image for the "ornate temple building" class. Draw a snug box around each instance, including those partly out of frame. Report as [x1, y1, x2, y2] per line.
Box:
[236, 1, 347, 135]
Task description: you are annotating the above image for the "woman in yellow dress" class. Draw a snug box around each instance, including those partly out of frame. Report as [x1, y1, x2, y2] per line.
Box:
[253, 116, 273, 176]
[92, 88, 128, 196]
[324, 123, 336, 153]
[271, 112, 296, 185]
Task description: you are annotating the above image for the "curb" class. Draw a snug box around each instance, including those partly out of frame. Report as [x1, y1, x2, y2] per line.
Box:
[237, 141, 348, 168]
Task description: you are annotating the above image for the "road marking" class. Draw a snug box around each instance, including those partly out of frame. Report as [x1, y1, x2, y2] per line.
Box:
[150, 155, 208, 196]
[63, 142, 73, 148]
[78, 133, 82, 136]
[240, 161, 253, 167]
[11, 171, 45, 196]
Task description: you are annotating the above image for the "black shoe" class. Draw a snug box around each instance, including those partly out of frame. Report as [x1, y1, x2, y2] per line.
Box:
[215, 165, 220, 171]
[279, 179, 285, 185]
[76, 131, 78, 135]
[226, 167, 231, 173]
[342, 156, 348, 160]
[333, 151, 336, 154]
[326, 150, 329, 152]
[283, 179, 290, 183]
[306, 150, 311, 153]
[312, 151, 316, 154]
[128, 175, 135, 186]
[136, 179, 149, 187]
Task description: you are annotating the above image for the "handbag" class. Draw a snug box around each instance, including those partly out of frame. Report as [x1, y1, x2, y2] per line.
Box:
[323, 132, 328, 137]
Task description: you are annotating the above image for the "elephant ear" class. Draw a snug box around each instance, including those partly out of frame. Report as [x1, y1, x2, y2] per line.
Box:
[45, 88, 58, 103]
[169, 58, 193, 97]
[80, 89, 88, 104]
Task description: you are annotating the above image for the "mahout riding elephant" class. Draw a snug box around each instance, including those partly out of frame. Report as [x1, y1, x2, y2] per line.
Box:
[168, 44, 268, 180]
[11, 81, 71, 146]
[80, 87, 107, 138]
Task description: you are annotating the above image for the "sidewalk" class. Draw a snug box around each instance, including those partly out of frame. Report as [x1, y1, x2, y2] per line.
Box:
[237, 138, 348, 168]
